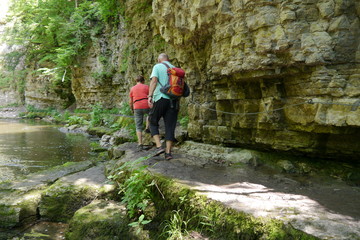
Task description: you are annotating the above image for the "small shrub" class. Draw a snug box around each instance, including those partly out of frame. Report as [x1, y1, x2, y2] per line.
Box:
[67, 115, 87, 125]
[90, 103, 103, 127]
[108, 156, 154, 218]
[179, 116, 189, 128]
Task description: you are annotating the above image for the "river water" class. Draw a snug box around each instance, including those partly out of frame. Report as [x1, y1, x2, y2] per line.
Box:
[0, 119, 93, 182]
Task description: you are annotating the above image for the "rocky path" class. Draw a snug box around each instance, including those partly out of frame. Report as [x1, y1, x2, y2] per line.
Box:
[114, 142, 360, 240]
[2, 140, 359, 239]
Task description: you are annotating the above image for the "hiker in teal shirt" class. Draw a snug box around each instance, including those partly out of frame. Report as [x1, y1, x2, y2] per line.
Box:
[148, 53, 178, 160]
[150, 59, 174, 102]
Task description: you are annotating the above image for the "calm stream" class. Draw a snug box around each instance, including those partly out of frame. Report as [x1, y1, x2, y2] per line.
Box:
[0, 119, 93, 182]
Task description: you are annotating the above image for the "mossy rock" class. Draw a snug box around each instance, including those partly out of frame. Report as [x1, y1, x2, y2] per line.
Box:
[66, 200, 131, 240]
[38, 164, 116, 222]
[0, 204, 20, 228]
[39, 181, 97, 222]
[87, 126, 114, 137]
[0, 190, 42, 228]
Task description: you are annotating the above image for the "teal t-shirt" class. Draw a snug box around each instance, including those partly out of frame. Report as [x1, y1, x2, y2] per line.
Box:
[150, 61, 175, 102]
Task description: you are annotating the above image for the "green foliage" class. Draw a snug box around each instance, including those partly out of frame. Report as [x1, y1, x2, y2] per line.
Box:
[90, 103, 103, 127]
[108, 156, 153, 218]
[161, 210, 191, 240]
[0, 74, 11, 89]
[4, 0, 124, 93]
[179, 116, 189, 128]
[0, 103, 20, 109]
[74, 109, 90, 114]
[109, 104, 135, 136]
[67, 115, 88, 125]
[24, 230, 50, 238]
[120, 103, 133, 116]
[120, 45, 130, 73]
[153, 34, 167, 52]
[128, 214, 152, 235]
[96, 0, 124, 24]
[91, 70, 114, 84]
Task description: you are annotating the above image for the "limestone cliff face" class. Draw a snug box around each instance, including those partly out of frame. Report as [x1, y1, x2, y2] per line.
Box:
[23, 0, 360, 158]
[71, 1, 172, 109]
[149, 0, 360, 158]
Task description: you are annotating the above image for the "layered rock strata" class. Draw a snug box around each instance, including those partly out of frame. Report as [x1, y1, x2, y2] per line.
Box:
[20, 0, 360, 157]
[151, 0, 360, 158]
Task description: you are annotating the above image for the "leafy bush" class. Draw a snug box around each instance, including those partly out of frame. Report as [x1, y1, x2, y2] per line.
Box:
[119, 103, 133, 116]
[108, 156, 154, 218]
[5, 0, 122, 90]
[67, 115, 87, 125]
[90, 103, 103, 127]
[179, 116, 189, 128]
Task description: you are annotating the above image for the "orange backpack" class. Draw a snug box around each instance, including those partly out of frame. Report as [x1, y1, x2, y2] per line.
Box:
[159, 62, 190, 99]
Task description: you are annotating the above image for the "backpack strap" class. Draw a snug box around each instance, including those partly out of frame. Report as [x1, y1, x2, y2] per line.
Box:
[161, 62, 170, 69]
[133, 97, 148, 103]
[157, 62, 172, 87]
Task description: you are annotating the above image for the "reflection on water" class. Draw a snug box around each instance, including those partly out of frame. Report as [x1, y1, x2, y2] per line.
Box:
[0, 119, 92, 182]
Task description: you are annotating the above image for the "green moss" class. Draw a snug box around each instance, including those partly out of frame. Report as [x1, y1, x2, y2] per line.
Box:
[90, 141, 107, 153]
[40, 182, 97, 222]
[66, 200, 131, 240]
[0, 204, 19, 228]
[87, 126, 115, 137]
[18, 190, 42, 225]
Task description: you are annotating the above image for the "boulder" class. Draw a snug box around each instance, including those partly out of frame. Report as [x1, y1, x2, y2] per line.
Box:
[39, 164, 116, 222]
[0, 161, 95, 228]
[66, 200, 132, 240]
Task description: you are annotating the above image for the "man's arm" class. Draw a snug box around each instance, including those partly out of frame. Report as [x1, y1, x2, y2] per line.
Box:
[148, 76, 158, 105]
[129, 91, 134, 113]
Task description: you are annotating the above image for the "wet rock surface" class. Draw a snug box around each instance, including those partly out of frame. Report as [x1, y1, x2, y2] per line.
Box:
[114, 142, 360, 240]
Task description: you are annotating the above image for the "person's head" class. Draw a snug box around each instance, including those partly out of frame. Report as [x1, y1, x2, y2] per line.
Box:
[136, 75, 145, 83]
[157, 53, 169, 63]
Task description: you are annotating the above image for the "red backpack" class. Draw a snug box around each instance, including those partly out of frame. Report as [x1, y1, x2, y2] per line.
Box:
[158, 62, 190, 99]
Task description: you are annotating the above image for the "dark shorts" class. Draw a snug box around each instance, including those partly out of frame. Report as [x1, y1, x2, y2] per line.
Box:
[134, 108, 150, 132]
[149, 98, 179, 141]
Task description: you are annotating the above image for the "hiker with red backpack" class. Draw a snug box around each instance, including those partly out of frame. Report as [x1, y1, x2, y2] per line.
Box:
[129, 75, 150, 150]
[148, 53, 189, 160]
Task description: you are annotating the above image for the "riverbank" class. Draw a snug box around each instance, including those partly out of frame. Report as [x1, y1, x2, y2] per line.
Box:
[2, 138, 359, 239]
[1, 109, 359, 239]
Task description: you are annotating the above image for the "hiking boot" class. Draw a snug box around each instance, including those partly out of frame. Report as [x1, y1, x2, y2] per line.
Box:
[137, 144, 143, 151]
[165, 153, 173, 160]
[142, 145, 152, 150]
[152, 146, 165, 157]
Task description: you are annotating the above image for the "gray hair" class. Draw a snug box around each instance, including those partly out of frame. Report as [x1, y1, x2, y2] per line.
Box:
[158, 53, 169, 61]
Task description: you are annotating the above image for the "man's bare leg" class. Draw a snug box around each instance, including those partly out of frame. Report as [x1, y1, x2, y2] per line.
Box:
[136, 131, 142, 145]
[153, 134, 162, 148]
